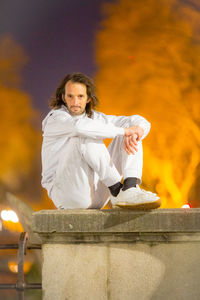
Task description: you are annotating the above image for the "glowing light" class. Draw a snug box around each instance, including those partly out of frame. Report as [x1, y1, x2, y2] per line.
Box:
[1, 210, 19, 223]
[8, 262, 18, 273]
[8, 261, 32, 273]
[181, 204, 191, 209]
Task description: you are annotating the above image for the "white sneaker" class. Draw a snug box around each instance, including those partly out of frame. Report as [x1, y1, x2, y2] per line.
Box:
[110, 193, 125, 209]
[113, 185, 161, 210]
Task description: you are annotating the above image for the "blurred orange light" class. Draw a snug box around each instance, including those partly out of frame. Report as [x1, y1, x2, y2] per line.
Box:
[8, 261, 18, 273]
[8, 261, 32, 274]
[0, 209, 23, 232]
[181, 204, 191, 208]
[1, 210, 19, 223]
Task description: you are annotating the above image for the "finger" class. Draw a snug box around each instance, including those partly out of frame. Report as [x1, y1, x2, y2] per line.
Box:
[124, 144, 131, 155]
[124, 139, 130, 154]
[126, 137, 137, 154]
[124, 139, 133, 155]
[127, 147, 134, 155]
[127, 137, 137, 152]
[132, 134, 138, 145]
[131, 138, 138, 146]
[124, 137, 129, 150]
[126, 144, 135, 155]
[125, 136, 137, 154]
[129, 140, 138, 152]
[126, 148, 131, 155]
[128, 135, 138, 149]
[129, 147, 135, 155]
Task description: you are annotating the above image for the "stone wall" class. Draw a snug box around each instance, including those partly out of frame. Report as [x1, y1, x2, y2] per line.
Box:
[32, 209, 200, 300]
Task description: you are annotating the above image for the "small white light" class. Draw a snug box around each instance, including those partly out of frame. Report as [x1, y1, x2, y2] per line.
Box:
[1, 210, 19, 223]
[181, 204, 191, 209]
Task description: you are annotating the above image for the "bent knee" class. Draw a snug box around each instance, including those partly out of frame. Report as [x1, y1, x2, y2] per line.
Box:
[82, 139, 108, 157]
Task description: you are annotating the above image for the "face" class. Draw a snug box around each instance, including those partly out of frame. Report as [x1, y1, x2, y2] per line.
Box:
[62, 80, 90, 116]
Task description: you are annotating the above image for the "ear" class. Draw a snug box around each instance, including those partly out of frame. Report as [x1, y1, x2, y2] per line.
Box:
[87, 98, 91, 103]
[62, 94, 65, 102]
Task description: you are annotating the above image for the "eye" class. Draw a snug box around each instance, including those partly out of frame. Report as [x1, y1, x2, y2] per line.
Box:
[79, 95, 83, 98]
[67, 94, 72, 98]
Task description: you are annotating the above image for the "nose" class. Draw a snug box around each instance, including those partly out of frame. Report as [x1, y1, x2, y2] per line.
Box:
[72, 97, 79, 106]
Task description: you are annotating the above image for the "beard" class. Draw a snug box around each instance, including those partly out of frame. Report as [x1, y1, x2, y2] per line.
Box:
[68, 105, 85, 116]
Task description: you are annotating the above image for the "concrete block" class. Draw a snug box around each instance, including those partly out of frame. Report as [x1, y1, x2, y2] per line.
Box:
[42, 244, 107, 300]
[32, 209, 200, 300]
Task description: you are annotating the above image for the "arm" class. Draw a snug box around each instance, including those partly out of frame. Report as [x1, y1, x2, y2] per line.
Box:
[99, 113, 151, 140]
[42, 111, 124, 139]
[103, 113, 151, 155]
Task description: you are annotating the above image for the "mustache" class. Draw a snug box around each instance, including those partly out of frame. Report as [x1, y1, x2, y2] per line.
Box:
[70, 106, 81, 108]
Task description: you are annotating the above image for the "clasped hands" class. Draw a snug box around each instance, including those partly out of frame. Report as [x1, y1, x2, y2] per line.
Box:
[124, 126, 144, 155]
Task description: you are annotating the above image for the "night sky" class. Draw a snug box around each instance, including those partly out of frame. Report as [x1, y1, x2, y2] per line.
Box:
[0, 0, 114, 116]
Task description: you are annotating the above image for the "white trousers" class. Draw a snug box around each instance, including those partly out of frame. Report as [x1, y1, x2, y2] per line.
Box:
[50, 135, 143, 209]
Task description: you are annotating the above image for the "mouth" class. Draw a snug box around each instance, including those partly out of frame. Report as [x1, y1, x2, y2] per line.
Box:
[70, 106, 81, 110]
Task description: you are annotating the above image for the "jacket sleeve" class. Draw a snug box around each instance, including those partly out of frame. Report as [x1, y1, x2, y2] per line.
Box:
[42, 111, 124, 139]
[98, 113, 151, 140]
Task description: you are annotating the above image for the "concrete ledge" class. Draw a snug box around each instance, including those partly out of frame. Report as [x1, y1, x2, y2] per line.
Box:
[33, 209, 200, 299]
[32, 208, 200, 243]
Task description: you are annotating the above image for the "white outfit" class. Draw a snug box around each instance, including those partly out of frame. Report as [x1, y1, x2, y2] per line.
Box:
[41, 105, 150, 209]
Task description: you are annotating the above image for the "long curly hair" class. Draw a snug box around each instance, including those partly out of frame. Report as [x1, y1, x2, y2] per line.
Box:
[50, 73, 99, 118]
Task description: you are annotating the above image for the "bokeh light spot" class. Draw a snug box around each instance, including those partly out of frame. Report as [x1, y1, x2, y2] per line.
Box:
[1, 210, 19, 223]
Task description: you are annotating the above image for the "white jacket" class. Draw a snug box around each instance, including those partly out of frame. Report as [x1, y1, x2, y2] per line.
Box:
[41, 105, 151, 194]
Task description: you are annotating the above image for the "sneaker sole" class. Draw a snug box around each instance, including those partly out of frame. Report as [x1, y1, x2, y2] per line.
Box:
[115, 199, 161, 210]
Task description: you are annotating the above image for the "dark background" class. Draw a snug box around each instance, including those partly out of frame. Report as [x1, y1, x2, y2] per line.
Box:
[0, 0, 114, 116]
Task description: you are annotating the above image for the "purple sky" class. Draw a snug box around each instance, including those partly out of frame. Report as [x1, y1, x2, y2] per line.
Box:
[0, 0, 115, 116]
